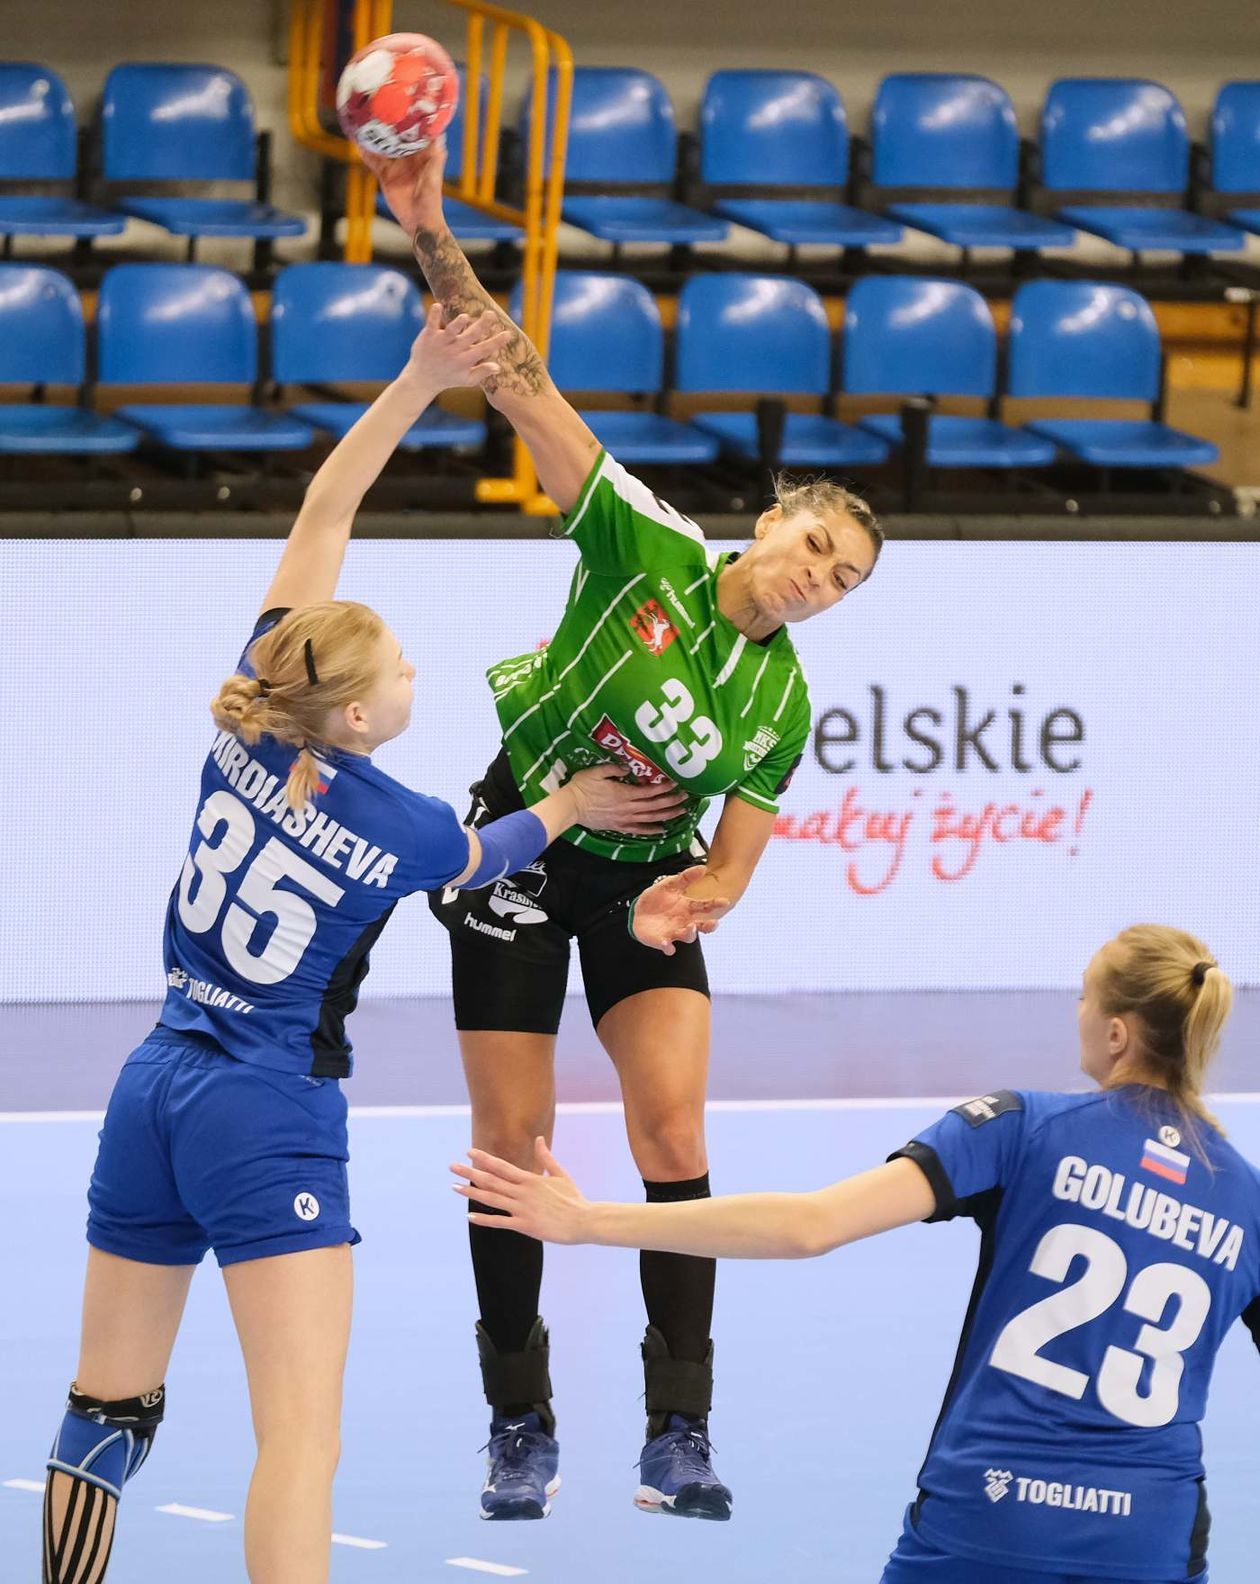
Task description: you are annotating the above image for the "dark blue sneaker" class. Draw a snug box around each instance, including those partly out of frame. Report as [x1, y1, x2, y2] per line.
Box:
[480, 1412, 560, 1520]
[635, 1415, 732, 1520]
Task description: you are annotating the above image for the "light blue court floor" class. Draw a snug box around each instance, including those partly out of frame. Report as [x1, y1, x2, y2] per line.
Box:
[3, 1103, 1259, 1582]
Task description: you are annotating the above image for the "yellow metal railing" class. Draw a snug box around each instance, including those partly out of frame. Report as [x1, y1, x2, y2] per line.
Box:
[287, 0, 573, 510]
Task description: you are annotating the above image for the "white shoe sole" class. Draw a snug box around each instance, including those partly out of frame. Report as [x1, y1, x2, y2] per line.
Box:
[479, 1474, 561, 1521]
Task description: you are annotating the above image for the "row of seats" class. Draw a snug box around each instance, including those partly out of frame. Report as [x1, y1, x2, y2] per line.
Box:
[0, 63, 302, 249]
[0, 261, 1215, 474]
[535, 272, 1215, 471]
[0, 263, 483, 455]
[6, 62, 1260, 265]
[528, 69, 1260, 257]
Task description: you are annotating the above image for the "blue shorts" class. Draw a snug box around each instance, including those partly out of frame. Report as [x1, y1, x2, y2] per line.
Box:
[881, 1510, 1208, 1584]
[87, 1029, 361, 1268]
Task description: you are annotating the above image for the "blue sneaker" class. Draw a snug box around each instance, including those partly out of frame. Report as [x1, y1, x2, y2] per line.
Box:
[635, 1415, 732, 1520]
[480, 1412, 561, 1520]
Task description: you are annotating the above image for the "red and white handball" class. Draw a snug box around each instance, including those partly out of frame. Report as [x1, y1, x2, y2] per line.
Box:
[336, 33, 459, 159]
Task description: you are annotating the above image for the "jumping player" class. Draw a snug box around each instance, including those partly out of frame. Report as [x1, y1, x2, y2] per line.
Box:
[368, 141, 884, 1522]
[456, 925, 1252, 1583]
[40, 307, 702, 1584]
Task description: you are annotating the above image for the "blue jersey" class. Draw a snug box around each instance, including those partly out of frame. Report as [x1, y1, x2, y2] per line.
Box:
[160, 610, 470, 1076]
[891, 1087, 1260, 1580]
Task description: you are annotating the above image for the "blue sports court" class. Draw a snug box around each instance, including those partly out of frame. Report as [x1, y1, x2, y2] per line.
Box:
[3, 995, 1259, 1580]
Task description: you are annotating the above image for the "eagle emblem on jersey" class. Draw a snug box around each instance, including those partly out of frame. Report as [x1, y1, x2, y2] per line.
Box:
[743, 726, 780, 772]
[629, 598, 679, 657]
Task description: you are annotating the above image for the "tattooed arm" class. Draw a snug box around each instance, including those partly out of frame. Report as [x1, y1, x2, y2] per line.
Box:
[363, 143, 601, 511]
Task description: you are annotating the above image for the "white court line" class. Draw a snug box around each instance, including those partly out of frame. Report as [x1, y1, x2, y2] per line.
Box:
[5, 1093, 1260, 1125]
[333, 1533, 388, 1549]
[4, 1478, 45, 1493]
[446, 1560, 527, 1577]
[157, 1502, 235, 1522]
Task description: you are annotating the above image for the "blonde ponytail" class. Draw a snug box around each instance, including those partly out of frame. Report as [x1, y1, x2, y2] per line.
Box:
[1097, 924, 1234, 1144]
[210, 602, 386, 810]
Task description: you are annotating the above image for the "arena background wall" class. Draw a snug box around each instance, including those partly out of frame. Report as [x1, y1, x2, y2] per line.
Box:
[4, 537, 1255, 1003]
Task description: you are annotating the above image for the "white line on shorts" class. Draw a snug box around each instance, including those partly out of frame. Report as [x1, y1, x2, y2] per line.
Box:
[446, 1560, 528, 1577]
[4, 1478, 45, 1493]
[333, 1532, 388, 1549]
[156, 1502, 235, 1522]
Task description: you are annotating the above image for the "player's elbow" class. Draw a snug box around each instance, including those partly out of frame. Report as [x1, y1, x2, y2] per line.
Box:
[792, 1194, 844, 1258]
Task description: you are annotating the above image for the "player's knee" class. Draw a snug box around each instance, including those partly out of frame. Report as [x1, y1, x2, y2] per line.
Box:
[255, 1419, 342, 1479]
[47, 1383, 166, 1500]
[630, 1120, 707, 1182]
[472, 1116, 551, 1169]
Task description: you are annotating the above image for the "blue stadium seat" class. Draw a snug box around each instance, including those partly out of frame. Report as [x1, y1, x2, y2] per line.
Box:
[699, 71, 900, 247]
[1007, 280, 1217, 468]
[101, 65, 304, 249]
[373, 68, 523, 244]
[0, 265, 138, 453]
[528, 68, 727, 245]
[273, 264, 485, 451]
[676, 275, 889, 466]
[843, 278, 1054, 467]
[508, 272, 717, 464]
[98, 264, 313, 451]
[1211, 82, 1260, 235]
[0, 64, 124, 240]
[1040, 79, 1245, 255]
[871, 74, 1073, 252]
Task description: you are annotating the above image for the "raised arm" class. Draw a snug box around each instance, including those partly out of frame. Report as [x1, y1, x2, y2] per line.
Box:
[259, 305, 511, 614]
[364, 143, 600, 512]
[453, 1140, 937, 1259]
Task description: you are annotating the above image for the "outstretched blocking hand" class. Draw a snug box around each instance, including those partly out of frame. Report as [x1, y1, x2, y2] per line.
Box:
[629, 865, 731, 956]
[452, 1138, 591, 1244]
[403, 303, 511, 392]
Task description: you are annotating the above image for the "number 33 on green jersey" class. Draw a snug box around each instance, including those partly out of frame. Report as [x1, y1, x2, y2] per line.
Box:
[487, 453, 810, 862]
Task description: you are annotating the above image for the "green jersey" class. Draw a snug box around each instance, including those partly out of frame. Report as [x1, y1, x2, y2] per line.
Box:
[487, 451, 810, 861]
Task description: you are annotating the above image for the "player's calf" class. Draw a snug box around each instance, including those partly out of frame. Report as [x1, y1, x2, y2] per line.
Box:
[44, 1383, 165, 1584]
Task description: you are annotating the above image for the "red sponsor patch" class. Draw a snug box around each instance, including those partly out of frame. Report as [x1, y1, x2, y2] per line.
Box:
[629, 598, 679, 656]
[589, 716, 670, 785]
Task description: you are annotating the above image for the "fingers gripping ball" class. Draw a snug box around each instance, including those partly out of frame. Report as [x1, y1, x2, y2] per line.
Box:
[336, 33, 459, 159]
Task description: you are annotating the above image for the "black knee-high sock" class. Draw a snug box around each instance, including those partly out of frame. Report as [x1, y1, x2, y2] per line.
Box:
[639, 1174, 715, 1365]
[469, 1200, 545, 1356]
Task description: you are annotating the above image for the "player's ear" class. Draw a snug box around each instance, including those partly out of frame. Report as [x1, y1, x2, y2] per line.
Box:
[753, 504, 782, 542]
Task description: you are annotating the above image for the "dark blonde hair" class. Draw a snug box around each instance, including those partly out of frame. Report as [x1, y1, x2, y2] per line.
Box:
[211, 601, 386, 809]
[773, 472, 884, 578]
[1095, 924, 1234, 1139]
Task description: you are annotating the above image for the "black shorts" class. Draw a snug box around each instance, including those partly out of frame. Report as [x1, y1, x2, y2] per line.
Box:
[427, 751, 710, 1034]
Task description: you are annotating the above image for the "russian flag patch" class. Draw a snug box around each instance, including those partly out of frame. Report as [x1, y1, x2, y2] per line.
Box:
[1140, 1137, 1190, 1186]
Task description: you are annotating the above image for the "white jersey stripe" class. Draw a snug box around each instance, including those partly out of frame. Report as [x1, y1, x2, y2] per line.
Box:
[503, 574, 644, 741]
[713, 634, 747, 689]
[561, 451, 611, 540]
[689, 620, 716, 656]
[684, 571, 709, 595]
[736, 786, 777, 810]
[566, 648, 633, 728]
[772, 666, 799, 722]
[738, 651, 772, 718]
[520, 728, 573, 787]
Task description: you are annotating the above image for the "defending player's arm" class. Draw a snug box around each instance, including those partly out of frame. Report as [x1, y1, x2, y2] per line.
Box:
[453, 1140, 936, 1258]
[259, 305, 512, 613]
[364, 142, 600, 512]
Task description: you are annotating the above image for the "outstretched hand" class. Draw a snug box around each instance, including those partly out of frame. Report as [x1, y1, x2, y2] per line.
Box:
[629, 865, 731, 956]
[451, 1138, 591, 1244]
[403, 303, 511, 392]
